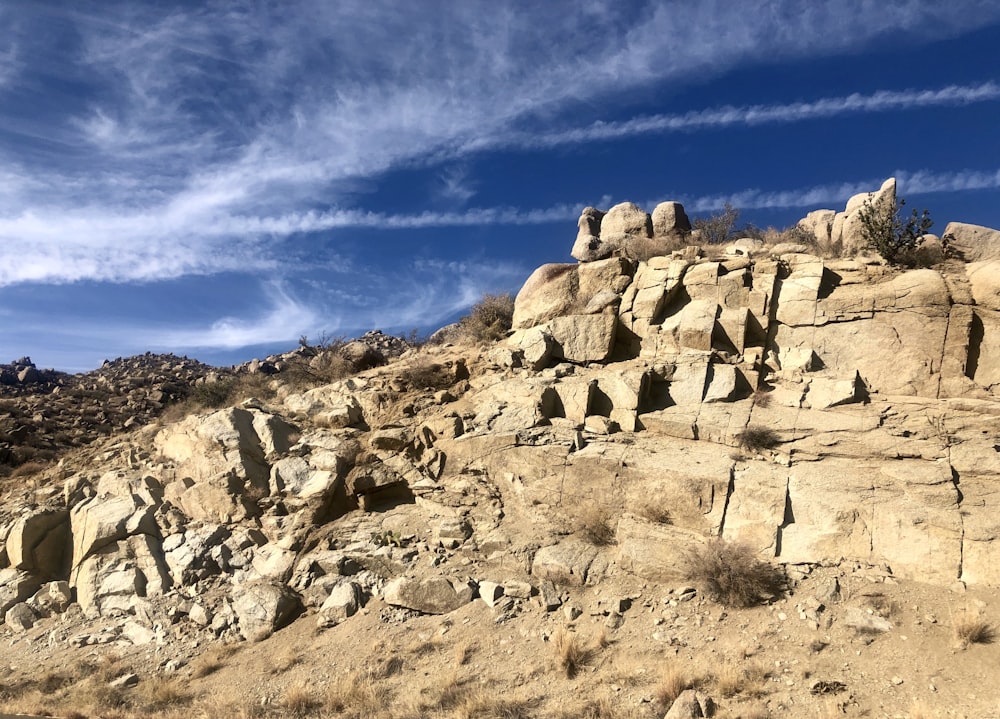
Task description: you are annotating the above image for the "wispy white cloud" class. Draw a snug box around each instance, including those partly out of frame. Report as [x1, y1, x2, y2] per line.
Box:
[490, 82, 1000, 150]
[2, 1, 1000, 290]
[150, 282, 320, 350]
[436, 166, 477, 205]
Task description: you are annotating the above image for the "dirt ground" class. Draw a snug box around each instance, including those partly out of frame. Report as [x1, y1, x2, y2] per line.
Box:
[3, 556, 998, 719]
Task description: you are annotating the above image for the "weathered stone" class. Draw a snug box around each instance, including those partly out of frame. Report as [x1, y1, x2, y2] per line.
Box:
[548, 314, 617, 363]
[967, 260, 1000, 311]
[507, 326, 554, 371]
[317, 581, 361, 626]
[531, 542, 599, 587]
[0, 568, 44, 615]
[598, 202, 652, 249]
[5, 508, 69, 578]
[477, 580, 504, 608]
[30, 580, 72, 616]
[665, 689, 714, 719]
[4, 602, 36, 631]
[383, 575, 474, 614]
[512, 264, 579, 329]
[571, 234, 612, 263]
[232, 580, 303, 641]
[944, 221, 1000, 262]
[70, 495, 157, 569]
[652, 201, 691, 236]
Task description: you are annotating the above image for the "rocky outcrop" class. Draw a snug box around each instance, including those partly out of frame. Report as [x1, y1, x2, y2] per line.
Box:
[0, 191, 998, 695]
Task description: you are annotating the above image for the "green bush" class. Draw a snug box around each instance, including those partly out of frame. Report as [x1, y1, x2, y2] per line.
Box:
[858, 194, 934, 265]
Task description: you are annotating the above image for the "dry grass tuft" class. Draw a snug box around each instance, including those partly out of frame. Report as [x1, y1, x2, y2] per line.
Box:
[282, 681, 320, 717]
[634, 499, 672, 525]
[191, 643, 239, 678]
[325, 668, 392, 718]
[455, 293, 515, 344]
[552, 628, 596, 679]
[139, 678, 192, 712]
[655, 662, 695, 708]
[573, 503, 617, 546]
[953, 611, 995, 648]
[682, 538, 784, 607]
[712, 661, 770, 698]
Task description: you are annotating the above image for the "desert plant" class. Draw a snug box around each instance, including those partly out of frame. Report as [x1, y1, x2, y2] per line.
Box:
[655, 662, 695, 707]
[693, 202, 741, 244]
[735, 426, 780, 452]
[456, 292, 515, 343]
[713, 661, 770, 698]
[858, 194, 935, 265]
[282, 682, 320, 717]
[573, 503, 617, 545]
[953, 612, 995, 648]
[683, 538, 785, 607]
[552, 629, 595, 679]
[398, 360, 454, 391]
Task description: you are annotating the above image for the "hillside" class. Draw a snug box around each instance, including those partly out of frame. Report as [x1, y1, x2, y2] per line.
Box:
[1, 182, 999, 719]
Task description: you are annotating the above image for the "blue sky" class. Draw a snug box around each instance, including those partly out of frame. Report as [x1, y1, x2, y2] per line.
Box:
[2, 1, 1000, 372]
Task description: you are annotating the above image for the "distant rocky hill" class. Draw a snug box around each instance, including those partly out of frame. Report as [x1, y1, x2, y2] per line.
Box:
[0, 330, 412, 477]
[1, 182, 999, 718]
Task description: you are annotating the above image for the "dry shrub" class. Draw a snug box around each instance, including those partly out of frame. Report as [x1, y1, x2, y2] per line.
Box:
[398, 360, 454, 391]
[735, 426, 780, 452]
[693, 203, 741, 244]
[139, 678, 192, 712]
[457, 692, 536, 719]
[191, 643, 238, 678]
[862, 592, 899, 619]
[552, 628, 596, 679]
[282, 682, 320, 717]
[573, 503, 616, 546]
[418, 672, 468, 713]
[683, 538, 784, 607]
[713, 662, 770, 698]
[453, 641, 474, 667]
[635, 499, 672, 525]
[554, 696, 644, 719]
[655, 662, 694, 707]
[325, 668, 392, 717]
[456, 293, 515, 343]
[953, 612, 995, 648]
[751, 388, 772, 408]
[9, 460, 49, 478]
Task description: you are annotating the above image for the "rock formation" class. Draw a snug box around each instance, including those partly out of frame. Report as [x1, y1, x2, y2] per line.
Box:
[1, 189, 998, 717]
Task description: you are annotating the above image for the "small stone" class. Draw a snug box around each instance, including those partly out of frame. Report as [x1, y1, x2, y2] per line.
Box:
[108, 673, 139, 689]
[563, 604, 582, 621]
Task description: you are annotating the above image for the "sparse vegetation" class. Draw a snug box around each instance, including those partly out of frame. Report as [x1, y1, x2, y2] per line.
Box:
[454, 292, 516, 343]
[683, 538, 785, 607]
[735, 425, 781, 452]
[655, 662, 695, 707]
[953, 611, 995, 648]
[713, 661, 770, 698]
[397, 360, 454, 391]
[552, 629, 597, 679]
[573, 503, 617, 545]
[857, 193, 938, 266]
[693, 202, 741, 244]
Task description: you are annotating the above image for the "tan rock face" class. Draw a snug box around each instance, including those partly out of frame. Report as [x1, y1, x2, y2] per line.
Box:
[945, 221, 1000, 262]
